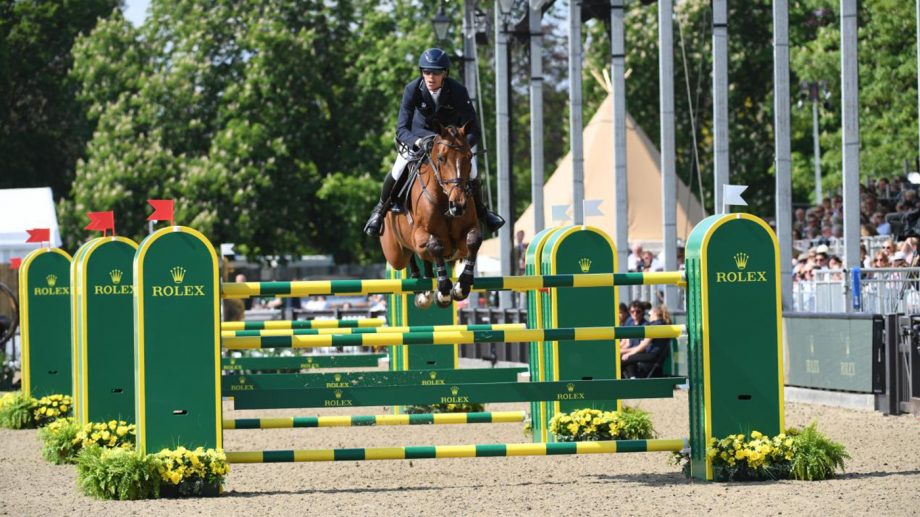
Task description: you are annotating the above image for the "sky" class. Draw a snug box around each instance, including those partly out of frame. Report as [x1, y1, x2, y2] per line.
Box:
[123, 0, 150, 26]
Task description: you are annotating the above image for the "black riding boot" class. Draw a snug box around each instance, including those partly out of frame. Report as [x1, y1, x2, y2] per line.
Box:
[471, 178, 505, 234]
[364, 174, 398, 236]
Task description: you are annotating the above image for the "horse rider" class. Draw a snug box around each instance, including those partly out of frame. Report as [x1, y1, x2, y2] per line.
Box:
[363, 48, 505, 237]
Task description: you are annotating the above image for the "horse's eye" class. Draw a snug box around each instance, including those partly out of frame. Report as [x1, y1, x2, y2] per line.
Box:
[438, 155, 446, 164]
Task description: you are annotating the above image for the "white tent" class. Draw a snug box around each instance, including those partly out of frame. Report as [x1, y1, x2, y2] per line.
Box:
[0, 187, 62, 263]
[480, 94, 706, 260]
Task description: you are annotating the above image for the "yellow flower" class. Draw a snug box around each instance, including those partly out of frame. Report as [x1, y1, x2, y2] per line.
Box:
[116, 426, 128, 437]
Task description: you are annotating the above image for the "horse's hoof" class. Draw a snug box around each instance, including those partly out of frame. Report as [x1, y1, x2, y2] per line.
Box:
[436, 291, 453, 308]
[451, 282, 469, 301]
[415, 292, 433, 309]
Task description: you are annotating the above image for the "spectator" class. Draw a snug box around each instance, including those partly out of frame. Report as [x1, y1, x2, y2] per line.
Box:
[621, 304, 672, 378]
[512, 230, 527, 276]
[235, 274, 253, 310]
[639, 250, 662, 272]
[627, 244, 643, 272]
[620, 301, 647, 353]
[618, 303, 629, 326]
[873, 251, 890, 269]
[873, 211, 891, 235]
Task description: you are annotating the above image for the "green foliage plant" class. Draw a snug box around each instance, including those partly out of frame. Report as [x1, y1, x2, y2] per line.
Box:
[76, 445, 160, 500]
[788, 422, 850, 481]
[37, 417, 82, 464]
[0, 392, 35, 429]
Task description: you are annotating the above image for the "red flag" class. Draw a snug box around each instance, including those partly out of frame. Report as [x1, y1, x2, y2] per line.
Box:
[147, 200, 175, 225]
[85, 211, 115, 235]
[9, 258, 21, 270]
[26, 228, 50, 243]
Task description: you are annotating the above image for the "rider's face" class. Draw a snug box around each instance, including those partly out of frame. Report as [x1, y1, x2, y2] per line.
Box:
[421, 69, 446, 91]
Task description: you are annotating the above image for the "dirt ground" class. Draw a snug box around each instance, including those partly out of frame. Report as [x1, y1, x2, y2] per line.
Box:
[1, 389, 918, 516]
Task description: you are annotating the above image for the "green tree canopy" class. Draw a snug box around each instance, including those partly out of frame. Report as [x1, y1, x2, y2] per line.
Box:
[0, 0, 119, 197]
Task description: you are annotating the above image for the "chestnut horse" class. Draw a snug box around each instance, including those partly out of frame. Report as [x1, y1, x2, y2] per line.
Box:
[380, 125, 482, 309]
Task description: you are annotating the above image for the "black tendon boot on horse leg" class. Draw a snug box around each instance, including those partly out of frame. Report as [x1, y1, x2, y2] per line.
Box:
[364, 174, 398, 236]
[470, 178, 505, 234]
[426, 235, 454, 308]
[452, 226, 482, 301]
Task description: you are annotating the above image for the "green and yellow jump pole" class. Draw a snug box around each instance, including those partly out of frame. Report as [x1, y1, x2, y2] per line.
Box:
[225, 438, 687, 463]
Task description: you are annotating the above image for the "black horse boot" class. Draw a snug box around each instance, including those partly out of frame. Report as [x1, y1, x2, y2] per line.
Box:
[471, 178, 505, 234]
[364, 174, 398, 236]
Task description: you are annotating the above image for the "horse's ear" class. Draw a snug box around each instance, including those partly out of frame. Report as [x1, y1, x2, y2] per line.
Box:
[459, 121, 469, 135]
[432, 120, 445, 135]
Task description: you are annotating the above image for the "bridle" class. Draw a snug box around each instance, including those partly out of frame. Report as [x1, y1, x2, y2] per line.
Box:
[418, 135, 473, 214]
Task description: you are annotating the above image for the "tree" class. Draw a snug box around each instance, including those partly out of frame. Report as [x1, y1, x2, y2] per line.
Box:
[0, 0, 120, 197]
[791, 0, 919, 200]
[65, 0, 446, 261]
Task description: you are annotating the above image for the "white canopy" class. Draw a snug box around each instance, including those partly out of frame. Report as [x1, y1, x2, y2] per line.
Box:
[480, 94, 706, 259]
[0, 187, 62, 263]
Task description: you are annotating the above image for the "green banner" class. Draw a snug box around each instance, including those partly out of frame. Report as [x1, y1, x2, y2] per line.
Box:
[222, 354, 386, 371]
[135, 227, 221, 455]
[20, 248, 73, 397]
[784, 315, 881, 393]
[230, 377, 684, 410]
[221, 367, 525, 393]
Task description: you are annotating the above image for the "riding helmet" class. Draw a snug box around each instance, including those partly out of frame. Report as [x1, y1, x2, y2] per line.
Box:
[418, 48, 451, 71]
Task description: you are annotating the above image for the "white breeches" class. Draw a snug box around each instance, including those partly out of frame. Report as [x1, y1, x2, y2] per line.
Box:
[389, 145, 479, 180]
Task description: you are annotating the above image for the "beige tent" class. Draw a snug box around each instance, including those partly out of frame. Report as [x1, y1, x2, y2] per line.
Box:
[480, 94, 706, 260]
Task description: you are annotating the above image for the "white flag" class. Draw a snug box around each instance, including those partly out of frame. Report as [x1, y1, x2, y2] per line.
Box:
[551, 205, 571, 223]
[723, 185, 748, 207]
[583, 199, 604, 217]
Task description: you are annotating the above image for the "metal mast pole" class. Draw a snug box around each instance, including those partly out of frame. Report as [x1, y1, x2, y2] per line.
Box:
[611, 0, 628, 304]
[712, 0, 729, 213]
[841, 0, 860, 286]
[463, 0, 480, 179]
[569, 0, 585, 225]
[530, 0, 545, 233]
[811, 85, 823, 203]
[774, 0, 793, 310]
[659, 0, 677, 307]
[495, 1, 512, 307]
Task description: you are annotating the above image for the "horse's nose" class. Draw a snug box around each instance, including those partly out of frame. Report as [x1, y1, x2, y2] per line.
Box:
[449, 201, 465, 217]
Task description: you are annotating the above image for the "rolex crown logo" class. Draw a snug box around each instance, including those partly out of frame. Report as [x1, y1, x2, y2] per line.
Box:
[170, 266, 187, 284]
[109, 269, 123, 284]
[450, 385, 460, 396]
[239, 376, 246, 384]
[46, 274, 57, 287]
[306, 357, 313, 363]
[334, 389, 343, 399]
[566, 382, 575, 393]
[578, 258, 592, 273]
[334, 374, 342, 382]
[429, 371, 437, 380]
[733, 252, 749, 270]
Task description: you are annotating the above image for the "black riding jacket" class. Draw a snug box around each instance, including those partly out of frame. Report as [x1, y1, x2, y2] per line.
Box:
[395, 76, 480, 149]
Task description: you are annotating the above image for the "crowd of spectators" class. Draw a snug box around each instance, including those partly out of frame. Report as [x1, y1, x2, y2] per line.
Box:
[792, 177, 920, 283]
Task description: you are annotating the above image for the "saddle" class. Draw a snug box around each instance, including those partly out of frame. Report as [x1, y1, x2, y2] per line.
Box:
[391, 158, 423, 214]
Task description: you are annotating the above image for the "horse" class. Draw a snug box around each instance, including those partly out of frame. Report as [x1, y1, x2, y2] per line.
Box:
[380, 124, 482, 309]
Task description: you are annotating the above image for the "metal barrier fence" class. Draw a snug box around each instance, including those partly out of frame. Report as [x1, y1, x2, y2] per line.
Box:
[793, 268, 920, 314]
